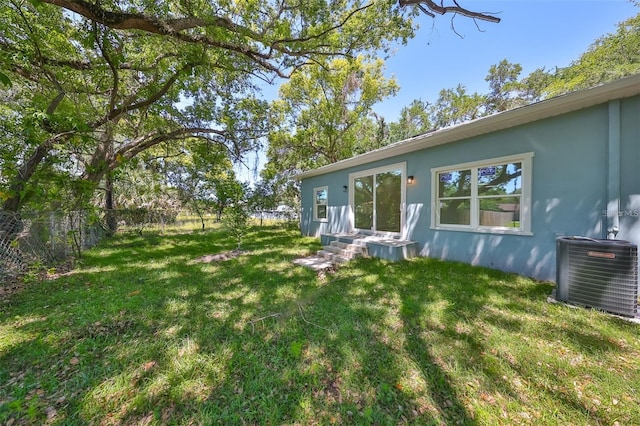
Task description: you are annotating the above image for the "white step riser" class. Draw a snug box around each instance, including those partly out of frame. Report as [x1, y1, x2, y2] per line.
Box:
[328, 242, 367, 254]
[313, 239, 371, 266]
[331, 240, 368, 248]
[319, 247, 366, 258]
[317, 251, 354, 264]
[322, 248, 364, 258]
[317, 247, 367, 261]
[317, 250, 360, 260]
[295, 234, 418, 270]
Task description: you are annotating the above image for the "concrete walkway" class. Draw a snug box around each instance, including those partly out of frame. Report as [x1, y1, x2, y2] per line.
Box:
[292, 255, 335, 271]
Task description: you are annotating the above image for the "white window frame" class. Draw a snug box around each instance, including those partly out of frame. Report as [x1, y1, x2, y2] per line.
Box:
[431, 152, 533, 235]
[349, 162, 407, 236]
[313, 186, 329, 222]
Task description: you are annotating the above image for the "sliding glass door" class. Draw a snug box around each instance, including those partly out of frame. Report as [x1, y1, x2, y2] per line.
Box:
[351, 163, 405, 234]
[375, 170, 402, 232]
[354, 175, 374, 229]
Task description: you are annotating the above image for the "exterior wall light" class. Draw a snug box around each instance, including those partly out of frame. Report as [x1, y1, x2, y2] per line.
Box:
[343, 185, 348, 192]
[407, 176, 415, 185]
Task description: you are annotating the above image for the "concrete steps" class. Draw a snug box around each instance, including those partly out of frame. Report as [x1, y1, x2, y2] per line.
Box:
[321, 233, 418, 262]
[317, 240, 368, 264]
[293, 240, 368, 271]
[294, 233, 417, 271]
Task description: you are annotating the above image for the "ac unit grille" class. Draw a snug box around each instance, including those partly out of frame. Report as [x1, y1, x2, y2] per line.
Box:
[556, 237, 639, 317]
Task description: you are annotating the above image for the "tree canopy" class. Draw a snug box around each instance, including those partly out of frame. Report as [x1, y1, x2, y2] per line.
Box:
[268, 56, 398, 172]
[1, 0, 502, 214]
[545, 11, 640, 95]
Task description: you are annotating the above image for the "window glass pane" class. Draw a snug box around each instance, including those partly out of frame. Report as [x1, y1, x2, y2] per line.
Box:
[478, 163, 522, 195]
[438, 170, 471, 198]
[316, 204, 327, 219]
[354, 176, 373, 230]
[375, 170, 401, 232]
[314, 187, 328, 221]
[439, 199, 471, 225]
[315, 188, 327, 205]
[479, 196, 521, 228]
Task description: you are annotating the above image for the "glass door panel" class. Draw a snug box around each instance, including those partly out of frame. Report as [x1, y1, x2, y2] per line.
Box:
[375, 170, 401, 232]
[354, 175, 373, 230]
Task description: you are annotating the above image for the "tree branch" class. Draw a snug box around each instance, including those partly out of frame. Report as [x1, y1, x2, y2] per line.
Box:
[94, 24, 119, 113]
[38, 0, 416, 78]
[41, 0, 289, 77]
[111, 127, 232, 166]
[91, 62, 197, 128]
[2, 131, 75, 211]
[398, 0, 500, 23]
[268, 4, 373, 48]
[1, 38, 181, 72]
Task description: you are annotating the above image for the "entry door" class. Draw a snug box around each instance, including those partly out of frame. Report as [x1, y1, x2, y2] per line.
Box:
[351, 164, 405, 234]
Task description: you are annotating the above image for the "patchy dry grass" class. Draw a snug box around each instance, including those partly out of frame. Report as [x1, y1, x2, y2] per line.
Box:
[1, 226, 639, 425]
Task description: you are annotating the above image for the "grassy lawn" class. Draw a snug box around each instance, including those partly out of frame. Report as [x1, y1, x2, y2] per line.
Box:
[1, 225, 639, 425]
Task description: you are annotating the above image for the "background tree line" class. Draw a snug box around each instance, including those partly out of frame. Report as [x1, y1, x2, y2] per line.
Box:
[259, 9, 640, 208]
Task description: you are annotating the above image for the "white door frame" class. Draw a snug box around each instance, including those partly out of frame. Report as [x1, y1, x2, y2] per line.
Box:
[348, 162, 407, 236]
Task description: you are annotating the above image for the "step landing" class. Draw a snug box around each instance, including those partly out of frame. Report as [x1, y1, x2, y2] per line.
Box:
[321, 233, 418, 262]
[292, 256, 335, 271]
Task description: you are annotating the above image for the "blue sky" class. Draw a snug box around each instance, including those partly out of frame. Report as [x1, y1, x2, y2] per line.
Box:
[375, 0, 639, 121]
[237, 0, 639, 182]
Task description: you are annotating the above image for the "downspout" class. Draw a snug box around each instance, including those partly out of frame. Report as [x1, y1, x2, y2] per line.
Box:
[607, 100, 620, 239]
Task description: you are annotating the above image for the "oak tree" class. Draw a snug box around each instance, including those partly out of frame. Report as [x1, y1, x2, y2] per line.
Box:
[268, 56, 398, 174]
[0, 0, 499, 215]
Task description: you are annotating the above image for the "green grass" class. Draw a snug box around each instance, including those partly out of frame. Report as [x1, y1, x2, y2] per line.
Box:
[1, 226, 639, 425]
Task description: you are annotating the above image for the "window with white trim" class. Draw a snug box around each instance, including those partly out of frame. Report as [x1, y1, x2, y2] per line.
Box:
[313, 186, 328, 222]
[432, 153, 533, 234]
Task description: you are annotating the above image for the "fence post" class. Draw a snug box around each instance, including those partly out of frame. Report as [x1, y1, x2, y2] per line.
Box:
[50, 211, 56, 256]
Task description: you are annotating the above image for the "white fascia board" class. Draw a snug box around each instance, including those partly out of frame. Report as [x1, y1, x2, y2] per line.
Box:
[294, 74, 640, 180]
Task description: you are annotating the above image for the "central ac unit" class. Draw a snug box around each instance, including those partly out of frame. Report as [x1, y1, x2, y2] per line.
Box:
[556, 237, 638, 317]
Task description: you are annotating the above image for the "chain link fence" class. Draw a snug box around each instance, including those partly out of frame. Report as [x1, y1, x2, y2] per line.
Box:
[1, 207, 299, 284]
[251, 209, 298, 226]
[105, 208, 181, 233]
[0, 209, 201, 282]
[0, 208, 188, 281]
[0, 210, 106, 282]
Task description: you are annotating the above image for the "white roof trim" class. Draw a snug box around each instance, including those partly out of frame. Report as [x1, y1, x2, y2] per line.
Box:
[295, 74, 640, 180]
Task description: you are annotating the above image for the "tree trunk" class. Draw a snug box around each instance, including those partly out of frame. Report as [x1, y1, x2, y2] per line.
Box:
[104, 172, 117, 236]
[2, 140, 53, 212]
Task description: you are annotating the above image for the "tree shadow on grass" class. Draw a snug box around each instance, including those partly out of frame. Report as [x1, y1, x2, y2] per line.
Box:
[397, 259, 640, 423]
[361, 258, 483, 424]
[1, 229, 639, 424]
[0, 227, 321, 424]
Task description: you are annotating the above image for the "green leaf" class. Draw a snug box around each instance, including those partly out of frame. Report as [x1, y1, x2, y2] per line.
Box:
[0, 71, 11, 88]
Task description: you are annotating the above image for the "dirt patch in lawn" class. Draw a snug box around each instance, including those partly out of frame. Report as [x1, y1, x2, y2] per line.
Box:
[194, 250, 245, 263]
